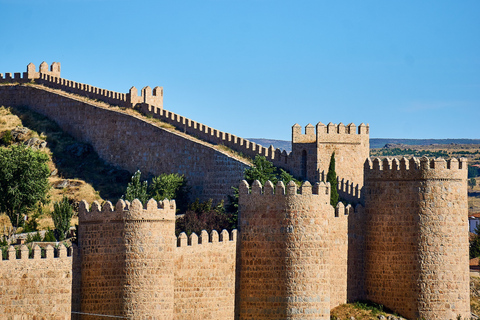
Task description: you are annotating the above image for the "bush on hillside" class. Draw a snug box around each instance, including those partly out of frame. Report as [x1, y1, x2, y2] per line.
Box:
[51, 196, 74, 241]
[0, 145, 50, 228]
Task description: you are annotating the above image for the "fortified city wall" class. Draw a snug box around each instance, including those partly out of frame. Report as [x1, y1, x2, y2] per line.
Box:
[0, 62, 163, 110]
[236, 180, 361, 319]
[291, 122, 369, 203]
[0, 244, 74, 319]
[174, 229, 237, 320]
[0, 63, 369, 205]
[0, 62, 470, 320]
[76, 198, 237, 320]
[0, 83, 249, 203]
[364, 157, 470, 319]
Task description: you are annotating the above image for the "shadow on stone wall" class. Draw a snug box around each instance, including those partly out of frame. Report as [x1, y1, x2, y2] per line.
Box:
[8, 106, 131, 202]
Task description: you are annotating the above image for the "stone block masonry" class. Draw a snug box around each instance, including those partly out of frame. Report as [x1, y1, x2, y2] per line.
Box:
[0, 62, 471, 320]
[236, 179, 351, 320]
[0, 244, 73, 319]
[77, 198, 237, 320]
[364, 157, 470, 319]
[174, 229, 237, 320]
[0, 84, 249, 203]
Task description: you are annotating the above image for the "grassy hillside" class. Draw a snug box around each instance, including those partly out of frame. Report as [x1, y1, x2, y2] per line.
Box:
[0, 105, 131, 234]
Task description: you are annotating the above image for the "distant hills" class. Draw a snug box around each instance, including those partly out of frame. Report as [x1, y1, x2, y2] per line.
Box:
[248, 138, 480, 152]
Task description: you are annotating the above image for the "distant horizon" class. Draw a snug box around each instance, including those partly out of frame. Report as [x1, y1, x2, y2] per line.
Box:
[250, 137, 480, 142]
[1, 1, 478, 140]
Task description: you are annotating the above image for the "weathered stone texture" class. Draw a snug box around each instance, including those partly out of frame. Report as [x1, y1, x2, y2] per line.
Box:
[174, 229, 237, 320]
[0, 245, 72, 320]
[364, 157, 470, 319]
[237, 180, 333, 320]
[0, 63, 471, 320]
[78, 199, 176, 320]
[290, 122, 369, 203]
[0, 84, 248, 203]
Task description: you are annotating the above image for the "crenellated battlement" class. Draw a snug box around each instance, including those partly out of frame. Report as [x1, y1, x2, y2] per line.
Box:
[364, 156, 467, 181]
[135, 103, 291, 166]
[0, 243, 73, 262]
[129, 86, 163, 108]
[0, 61, 470, 320]
[78, 198, 176, 223]
[176, 229, 237, 247]
[0, 62, 163, 109]
[292, 122, 369, 143]
[238, 179, 330, 197]
[337, 178, 363, 203]
[0, 62, 61, 83]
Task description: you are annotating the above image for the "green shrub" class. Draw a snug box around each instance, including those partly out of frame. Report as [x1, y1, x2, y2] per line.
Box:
[123, 170, 148, 204]
[43, 229, 56, 242]
[150, 173, 189, 213]
[1, 246, 8, 260]
[26, 231, 42, 243]
[175, 199, 229, 236]
[0, 235, 8, 246]
[51, 196, 74, 241]
[1, 130, 13, 145]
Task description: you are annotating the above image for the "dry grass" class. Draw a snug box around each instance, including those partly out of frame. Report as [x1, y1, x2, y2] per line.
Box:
[472, 276, 480, 315]
[0, 106, 22, 131]
[469, 182, 480, 213]
[0, 106, 111, 236]
[330, 302, 400, 320]
[15, 83, 252, 164]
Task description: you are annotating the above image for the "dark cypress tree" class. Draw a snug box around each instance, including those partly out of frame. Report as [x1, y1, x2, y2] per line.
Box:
[326, 152, 339, 207]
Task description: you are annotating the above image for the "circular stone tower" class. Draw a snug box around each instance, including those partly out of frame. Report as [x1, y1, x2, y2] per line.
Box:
[237, 180, 333, 320]
[123, 198, 176, 319]
[364, 157, 469, 319]
[78, 198, 176, 319]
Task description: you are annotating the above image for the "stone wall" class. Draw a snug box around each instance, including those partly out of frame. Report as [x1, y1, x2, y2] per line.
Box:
[174, 229, 237, 320]
[237, 180, 334, 320]
[78, 198, 176, 320]
[0, 244, 73, 319]
[364, 157, 470, 319]
[290, 122, 369, 203]
[0, 84, 249, 203]
[329, 203, 349, 309]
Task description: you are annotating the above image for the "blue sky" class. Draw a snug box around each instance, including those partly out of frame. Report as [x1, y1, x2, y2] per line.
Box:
[1, 1, 479, 140]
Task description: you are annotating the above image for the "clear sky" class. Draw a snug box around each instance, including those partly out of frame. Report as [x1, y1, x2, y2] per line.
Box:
[1, 1, 479, 140]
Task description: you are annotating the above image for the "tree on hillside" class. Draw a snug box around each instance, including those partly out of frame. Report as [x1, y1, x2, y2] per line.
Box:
[471, 224, 480, 259]
[150, 173, 189, 213]
[175, 199, 229, 236]
[243, 155, 295, 186]
[0, 145, 50, 228]
[51, 196, 74, 241]
[469, 178, 477, 191]
[123, 170, 149, 204]
[123, 171, 189, 213]
[327, 152, 339, 207]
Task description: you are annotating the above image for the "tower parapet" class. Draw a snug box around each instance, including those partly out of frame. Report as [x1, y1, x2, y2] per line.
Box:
[364, 156, 469, 319]
[78, 198, 176, 319]
[290, 122, 369, 201]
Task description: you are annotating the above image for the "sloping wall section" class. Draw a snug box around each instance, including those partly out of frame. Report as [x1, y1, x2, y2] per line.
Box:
[0, 84, 249, 202]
